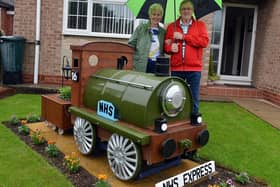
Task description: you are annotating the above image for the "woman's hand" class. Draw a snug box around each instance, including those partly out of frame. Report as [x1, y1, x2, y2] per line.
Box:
[174, 32, 184, 40]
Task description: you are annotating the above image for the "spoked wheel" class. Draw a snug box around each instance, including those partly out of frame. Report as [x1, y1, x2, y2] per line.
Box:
[73, 117, 96, 155]
[107, 134, 142, 181]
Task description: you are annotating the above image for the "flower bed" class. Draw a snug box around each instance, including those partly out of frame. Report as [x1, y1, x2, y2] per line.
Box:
[2, 120, 96, 187]
[2, 117, 267, 187]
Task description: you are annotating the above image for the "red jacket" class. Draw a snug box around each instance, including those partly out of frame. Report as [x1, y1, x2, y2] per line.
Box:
[164, 18, 209, 72]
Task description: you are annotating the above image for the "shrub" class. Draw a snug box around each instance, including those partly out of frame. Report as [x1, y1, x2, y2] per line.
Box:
[64, 152, 80, 173]
[45, 141, 59, 157]
[18, 125, 30, 135]
[235, 172, 251, 184]
[58, 87, 71, 101]
[30, 129, 45, 145]
[26, 113, 41, 123]
[179, 139, 192, 149]
[9, 115, 20, 125]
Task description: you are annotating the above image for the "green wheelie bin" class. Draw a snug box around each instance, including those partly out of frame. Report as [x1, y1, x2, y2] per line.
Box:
[0, 36, 25, 84]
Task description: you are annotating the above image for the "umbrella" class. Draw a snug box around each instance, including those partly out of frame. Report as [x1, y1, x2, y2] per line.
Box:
[127, 0, 222, 23]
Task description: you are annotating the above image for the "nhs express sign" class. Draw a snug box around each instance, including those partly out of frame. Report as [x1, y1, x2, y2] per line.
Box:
[155, 161, 215, 187]
[97, 100, 118, 121]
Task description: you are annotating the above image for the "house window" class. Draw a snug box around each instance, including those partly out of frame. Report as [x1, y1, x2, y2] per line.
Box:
[210, 10, 223, 73]
[92, 3, 134, 34]
[64, 0, 135, 38]
[67, 0, 88, 29]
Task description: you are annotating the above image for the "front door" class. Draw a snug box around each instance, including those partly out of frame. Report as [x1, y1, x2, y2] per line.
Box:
[218, 4, 258, 85]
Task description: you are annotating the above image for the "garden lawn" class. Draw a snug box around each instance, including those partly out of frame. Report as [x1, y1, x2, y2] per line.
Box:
[1, 95, 279, 187]
[200, 102, 280, 187]
[0, 94, 72, 187]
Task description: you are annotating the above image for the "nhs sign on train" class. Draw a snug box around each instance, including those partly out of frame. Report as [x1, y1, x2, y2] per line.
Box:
[97, 100, 118, 121]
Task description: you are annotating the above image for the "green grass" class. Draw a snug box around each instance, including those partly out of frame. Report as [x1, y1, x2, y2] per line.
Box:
[199, 102, 280, 187]
[1, 95, 279, 186]
[0, 94, 72, 187]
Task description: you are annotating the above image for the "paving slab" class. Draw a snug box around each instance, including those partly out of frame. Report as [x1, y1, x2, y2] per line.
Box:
[27, 122, 201, 187]
[233, 98, 280, 129]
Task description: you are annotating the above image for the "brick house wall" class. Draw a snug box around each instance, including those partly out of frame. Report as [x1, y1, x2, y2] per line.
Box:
[14, 0, 64, 84]
[39, 0, 64, 83]
[13, 0, 36, 80]
[200, 14, 213, 86]
[13, 0, 212, 85]
[13, 1, 36, 42]
[253, 0, 280, 104]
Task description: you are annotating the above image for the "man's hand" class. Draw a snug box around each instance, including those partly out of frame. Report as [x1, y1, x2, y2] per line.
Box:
[165, 39, 172, 46]
[174, 32, 184, 40]
[171, 43, 179, 53]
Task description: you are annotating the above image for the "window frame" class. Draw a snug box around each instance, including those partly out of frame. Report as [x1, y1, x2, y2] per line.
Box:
[63, 0, 136, 38]
[209, 9, 223, 75]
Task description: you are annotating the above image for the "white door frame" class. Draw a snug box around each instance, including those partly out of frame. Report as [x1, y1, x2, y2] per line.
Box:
[216, 3, 258, 85]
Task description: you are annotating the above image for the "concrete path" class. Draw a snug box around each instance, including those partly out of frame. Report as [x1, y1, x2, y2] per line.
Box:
[233, 98, 280, 129]
[27, 122, 199, 187]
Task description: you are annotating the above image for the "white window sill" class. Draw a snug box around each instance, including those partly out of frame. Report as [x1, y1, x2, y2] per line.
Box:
[62, 30, 131, 39]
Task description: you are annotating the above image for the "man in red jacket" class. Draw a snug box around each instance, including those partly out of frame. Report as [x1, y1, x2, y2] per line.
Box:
[165, 0, 209, 125]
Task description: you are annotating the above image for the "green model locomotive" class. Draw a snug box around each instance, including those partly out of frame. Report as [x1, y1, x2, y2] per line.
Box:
[69, 68, 209, 181]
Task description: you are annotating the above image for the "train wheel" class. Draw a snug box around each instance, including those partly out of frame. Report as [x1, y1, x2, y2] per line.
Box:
[73, 117, 96, 155]
[107, 134, 142, 181]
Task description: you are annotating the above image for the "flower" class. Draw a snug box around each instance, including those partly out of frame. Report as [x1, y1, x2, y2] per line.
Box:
[98, 174, 108, 181]
[71, 152, 77, 157]
[64, 152, 80, 173]
[21, 120, 28, 125]
[48, 140, 56, 145]
[226, 179, 233, 185]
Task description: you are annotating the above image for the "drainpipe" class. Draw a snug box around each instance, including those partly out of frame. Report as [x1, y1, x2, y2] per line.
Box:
[34, 0, 41, 84]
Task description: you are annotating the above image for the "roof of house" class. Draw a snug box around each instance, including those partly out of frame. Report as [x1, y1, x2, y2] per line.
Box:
[0, 0, 14, 10]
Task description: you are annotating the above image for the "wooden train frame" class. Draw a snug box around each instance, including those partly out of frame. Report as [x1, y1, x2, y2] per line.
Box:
[41, 42, 209, 181]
